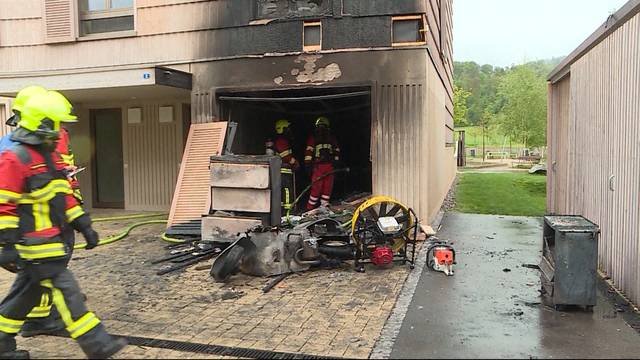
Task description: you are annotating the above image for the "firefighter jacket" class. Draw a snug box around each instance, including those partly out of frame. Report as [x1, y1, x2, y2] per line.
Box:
[266, 135, 300, 170]
[0, 144, 90, 261]
[304, 134, 341, 165]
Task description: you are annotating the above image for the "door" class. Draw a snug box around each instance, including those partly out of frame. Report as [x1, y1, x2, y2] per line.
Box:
[91, 109, 125, 208]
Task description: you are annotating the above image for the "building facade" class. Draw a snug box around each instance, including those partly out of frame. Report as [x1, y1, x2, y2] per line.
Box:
[548, 0, 640, 305]
[0, 0, 455, 223]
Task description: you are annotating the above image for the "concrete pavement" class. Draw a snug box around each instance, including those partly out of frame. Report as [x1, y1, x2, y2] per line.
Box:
[389, 213, 640, 359]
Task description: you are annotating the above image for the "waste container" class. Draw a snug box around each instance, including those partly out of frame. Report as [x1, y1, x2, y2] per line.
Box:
[539, 215, 600, 310]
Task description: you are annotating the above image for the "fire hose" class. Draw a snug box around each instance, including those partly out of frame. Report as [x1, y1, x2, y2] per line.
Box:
[73, 213, 188, 250]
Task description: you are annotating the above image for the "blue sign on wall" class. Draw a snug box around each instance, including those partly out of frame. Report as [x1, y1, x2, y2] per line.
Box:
[143, 73, 151, 79]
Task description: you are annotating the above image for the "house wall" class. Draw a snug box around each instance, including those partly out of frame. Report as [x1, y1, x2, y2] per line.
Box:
[192, 49, 455, 222]
[548, 11, 640, 305]
[70, 98, 188, 211]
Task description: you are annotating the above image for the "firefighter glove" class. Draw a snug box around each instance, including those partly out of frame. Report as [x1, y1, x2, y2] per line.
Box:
[82, 227, 99, 250]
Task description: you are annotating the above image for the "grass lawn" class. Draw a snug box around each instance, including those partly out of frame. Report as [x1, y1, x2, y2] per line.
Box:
[455, 172, 547, 217]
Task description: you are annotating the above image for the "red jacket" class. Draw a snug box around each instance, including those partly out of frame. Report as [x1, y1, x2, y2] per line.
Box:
[266, 135, 300, 170]
[0, 144, 87, 242]
[304, 134, 341, 165]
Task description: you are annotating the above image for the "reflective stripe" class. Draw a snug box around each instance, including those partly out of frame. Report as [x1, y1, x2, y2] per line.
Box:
[0, 189, 20, 204]
[280, 168, 293, 175]
[304, 156, 313, 161]
[0, 215, 19, 230]
[27, 305, 52, 318]
[15, 243, 67, 260]
[30, 164, 47, 170]
[33, 203, 53, 232]
[0, 315, 24, 334]
[66, 205, 85, 223]
[29, 179, 73, 202]
[66, 312, 101, 339]
[41, 280, 73, 327]
[305, 146, 314, 151]
[279, 149, 292, 158]
[60, 154, 75, 166]
[314, 144, 333, 157]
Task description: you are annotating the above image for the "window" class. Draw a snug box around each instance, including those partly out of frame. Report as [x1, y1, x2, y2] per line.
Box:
[303, 21, 321, 52]
[79, 0, 134, 36]
[392, 15, 427, 46]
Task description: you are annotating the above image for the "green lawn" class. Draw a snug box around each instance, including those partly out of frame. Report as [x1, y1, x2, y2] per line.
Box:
[455, 126, 525, 149]
[455, 172, 547, 217]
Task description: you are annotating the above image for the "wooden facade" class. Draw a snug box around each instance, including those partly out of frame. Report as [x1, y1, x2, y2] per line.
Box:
[548, 0, 640, 305]
[0, 0, 455, 222]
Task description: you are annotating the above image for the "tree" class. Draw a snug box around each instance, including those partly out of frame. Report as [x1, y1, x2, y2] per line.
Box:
[494, 64, 547, 149]
[453, 85, 471, 127]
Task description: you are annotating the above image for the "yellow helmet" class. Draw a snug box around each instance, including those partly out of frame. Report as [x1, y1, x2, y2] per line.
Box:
[315, 116, 330, 129]
[6, 86, 48, 127]
[275, 119, 291, 135]
[18, 90, 77, 137]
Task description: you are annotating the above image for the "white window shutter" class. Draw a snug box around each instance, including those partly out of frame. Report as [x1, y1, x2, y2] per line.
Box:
[43, 0, 77, 43]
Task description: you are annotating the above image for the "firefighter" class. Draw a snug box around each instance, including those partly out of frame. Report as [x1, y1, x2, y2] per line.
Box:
[1, 87, 85, 338]
[0, 89, 126, 358]
[304, 116, 341, 210]
[266, 119, 300, 212]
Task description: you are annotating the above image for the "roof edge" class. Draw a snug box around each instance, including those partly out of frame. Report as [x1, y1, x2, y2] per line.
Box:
[548, 0, 640, 83]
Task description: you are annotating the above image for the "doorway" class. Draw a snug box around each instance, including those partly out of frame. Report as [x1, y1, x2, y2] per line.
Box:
[91, 109, 125, 208]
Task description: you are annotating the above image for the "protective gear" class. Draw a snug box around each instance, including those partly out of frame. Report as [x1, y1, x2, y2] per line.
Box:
[274, 119, 291, 135]
[315, 116, 330, 129]
[0, 337, 29, 359]
[0, 130, 122, 358]
[81, 228, 99, 250]
[266, 129, 300, 212]
[0, 246, 19, 274]
[17, 90, 77, 139]
[6, 86, 47, 127]
[56, 128, 83, 204]
[304, 131, 341, 210]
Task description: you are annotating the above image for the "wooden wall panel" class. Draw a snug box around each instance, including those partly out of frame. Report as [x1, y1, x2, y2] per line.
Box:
[550, 12, 640, 305]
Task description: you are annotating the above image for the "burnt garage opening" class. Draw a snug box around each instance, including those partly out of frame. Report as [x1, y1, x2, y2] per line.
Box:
[218, 86, 372, 212]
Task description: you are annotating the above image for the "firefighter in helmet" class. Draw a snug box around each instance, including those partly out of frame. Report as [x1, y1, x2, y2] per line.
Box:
[304, 116, 341, 210]
[0, 88, 126, 358]
[266, 119, 300, 212]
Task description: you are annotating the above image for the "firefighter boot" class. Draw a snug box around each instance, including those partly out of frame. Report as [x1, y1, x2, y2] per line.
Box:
[76, 325, 127, 359]
[19, 316, 65, 338]
[0, 337, 30, 359]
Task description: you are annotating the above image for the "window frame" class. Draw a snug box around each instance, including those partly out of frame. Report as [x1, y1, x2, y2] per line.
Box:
[303, 21, 322, 52]
[391, 15, 428, 47]
[78, 0, 135, 38]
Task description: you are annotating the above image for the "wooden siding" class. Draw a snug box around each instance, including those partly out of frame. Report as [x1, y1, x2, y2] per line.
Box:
[168, 122, 227, 228]
[0, 99, 11, 136]
[547, 76, 571, 214]
[123, 103, 185, 211]
[372, 60, 456, 222]
[549, 12, 640, 305]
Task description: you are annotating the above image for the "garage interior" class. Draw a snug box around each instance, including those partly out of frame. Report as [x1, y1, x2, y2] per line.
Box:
[217, 86, 372, 213]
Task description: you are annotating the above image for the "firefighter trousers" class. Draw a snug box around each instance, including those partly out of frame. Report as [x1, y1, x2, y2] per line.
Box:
[281, 168, 295, 212]
[307, 163, 334, 210]
[0, 260, 113, 355]
[23, 227, 75, 324]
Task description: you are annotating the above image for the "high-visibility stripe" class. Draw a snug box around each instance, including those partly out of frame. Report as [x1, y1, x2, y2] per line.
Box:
[29, 180, 73, 202]
[304, 156, 313, 161]
[306, 146, 314, 151]
[27, 305, 52, 318]
[66, 205, 85, 223]
[33, 203, 53, 231]
[60, 154, 75, 166]
[0, 190, 20, 204]
[42, 280, 101, 338]
[0, 215, 19, 230]
[15, 243, 67, 260]
[30, 164, 47, 170]
[66, 312, 101, 339]
[279, 149, 292, 158]
[280, 168, 293, 175]
[0, 315, 24, 334]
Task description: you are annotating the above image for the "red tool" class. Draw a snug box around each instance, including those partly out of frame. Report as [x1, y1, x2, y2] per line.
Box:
[426, 239, 456, 276]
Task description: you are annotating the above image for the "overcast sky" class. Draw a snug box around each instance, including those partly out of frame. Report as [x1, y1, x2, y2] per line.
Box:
[453, 0, 629, 67]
